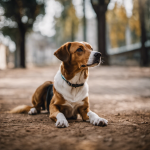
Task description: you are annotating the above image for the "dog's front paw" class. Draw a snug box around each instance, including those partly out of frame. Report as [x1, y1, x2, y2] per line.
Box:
[28, 108, 37, 115]
[87, 111, 108, 126]
[90, 117, 108, 126]
[55, 119, 69, 128]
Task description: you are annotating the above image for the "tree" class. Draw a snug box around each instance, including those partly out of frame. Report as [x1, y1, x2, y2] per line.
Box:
[138, 0, 148, 66]
[0, 0, 45, 68]
[106, 2, 128, 48]
[54, 0, 79, 45]
[91, 0, 110, 65]
[83, 0, 86, 42]
[129, 0, 141, 44]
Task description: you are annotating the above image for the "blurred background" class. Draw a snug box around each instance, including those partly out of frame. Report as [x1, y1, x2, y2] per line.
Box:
[0, 0, 150, 69]
[0, 1, 150, 149]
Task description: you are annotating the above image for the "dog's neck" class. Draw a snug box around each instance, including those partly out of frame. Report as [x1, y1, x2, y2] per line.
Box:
[60, 63, 88, 84]
[54, 64, 89, 102]
[67, 70, 87, 85]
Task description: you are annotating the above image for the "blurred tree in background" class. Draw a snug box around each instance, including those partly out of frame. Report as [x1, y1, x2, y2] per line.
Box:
[106, 0, 142, 48]
[0, 0, 45, 68]
[145, 0, 150, 39]
[106, 0, 149, 66]
[129, 0, 141, 44]
[138, 0, 149, 66]
[106, 3, 128, 48]
[54, 0, 79, 45]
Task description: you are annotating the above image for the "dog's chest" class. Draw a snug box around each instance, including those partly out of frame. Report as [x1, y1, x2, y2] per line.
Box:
[62, 100, 84, 118]
[54, 70, 89, 102]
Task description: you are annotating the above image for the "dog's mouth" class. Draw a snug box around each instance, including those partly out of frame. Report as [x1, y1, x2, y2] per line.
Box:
[93, 59, 100, 64]
[80, 51, 102, 68]
[81, 58, 101, 68]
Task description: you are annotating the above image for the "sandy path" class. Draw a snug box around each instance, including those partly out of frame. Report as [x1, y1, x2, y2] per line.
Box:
[0, 66, 150, 150]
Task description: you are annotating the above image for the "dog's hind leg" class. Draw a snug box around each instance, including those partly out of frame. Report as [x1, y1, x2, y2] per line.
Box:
[28, 94, 47, 115]
[28, 81, 53, 115]
[28, 108, 37, 115]
[28, 94, 45, 115]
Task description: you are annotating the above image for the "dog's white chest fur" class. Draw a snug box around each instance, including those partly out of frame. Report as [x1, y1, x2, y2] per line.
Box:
[54, 69, 88, 103]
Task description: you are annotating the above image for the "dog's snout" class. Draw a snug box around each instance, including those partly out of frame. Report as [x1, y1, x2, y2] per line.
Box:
[94, 52, 101, 58]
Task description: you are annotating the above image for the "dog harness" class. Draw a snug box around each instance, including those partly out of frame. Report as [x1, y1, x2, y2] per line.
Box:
[61, 74, 84, 88]
[46, 84, 53, 112]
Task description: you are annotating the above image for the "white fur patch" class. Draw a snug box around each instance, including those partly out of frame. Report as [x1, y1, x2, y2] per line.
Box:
[28, 108, 37, 115]
[87, 111, 108, 126]
[87, 51, 97, 65]
[56, 113, 69, 128]
[54, 67, 88, 103]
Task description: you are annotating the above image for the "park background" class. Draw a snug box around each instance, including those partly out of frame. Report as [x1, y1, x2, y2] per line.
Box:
[0, 0, 150, 150]
[0, 0, 150, 68]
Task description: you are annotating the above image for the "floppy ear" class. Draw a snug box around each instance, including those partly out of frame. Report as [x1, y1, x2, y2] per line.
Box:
[54, 42, 71, 62]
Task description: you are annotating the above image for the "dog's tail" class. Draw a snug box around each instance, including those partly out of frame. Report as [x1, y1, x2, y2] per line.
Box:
[9, 105, 33, 114]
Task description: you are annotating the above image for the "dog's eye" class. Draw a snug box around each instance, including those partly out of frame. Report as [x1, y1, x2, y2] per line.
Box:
[76, 48, 83, 52]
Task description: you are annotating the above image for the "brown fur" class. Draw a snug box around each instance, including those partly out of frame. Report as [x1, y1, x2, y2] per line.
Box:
[10, 42, 93, 124]
[31, 81, 53, 113]
[10, 81, 53, 113]
[49, 89, 90, 122]
[55, 42, 92, 80]
[10, 105, 33, 113]
[50, 42, 92, 122]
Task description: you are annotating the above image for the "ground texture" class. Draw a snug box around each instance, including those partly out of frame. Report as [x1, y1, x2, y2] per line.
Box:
[0, 66, 150, 150]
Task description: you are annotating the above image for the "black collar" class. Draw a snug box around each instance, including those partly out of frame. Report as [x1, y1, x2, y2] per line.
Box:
[61, 74, 84, 88]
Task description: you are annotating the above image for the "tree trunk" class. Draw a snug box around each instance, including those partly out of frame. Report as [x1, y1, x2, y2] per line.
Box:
[138, 0, 148, 66]
[83, 0, 86, 42]
[18, 24, 26, 68]
[90, 0, 110, 65]
[71, 20, 75, 42]
[97, 8, 109, 65]
[14, 32, 20, 68]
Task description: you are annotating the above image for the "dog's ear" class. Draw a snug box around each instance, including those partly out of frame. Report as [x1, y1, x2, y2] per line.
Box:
[54, 42, 71, 62]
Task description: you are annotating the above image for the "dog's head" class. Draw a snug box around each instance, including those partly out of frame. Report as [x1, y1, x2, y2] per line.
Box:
[54, 42, 101, 69]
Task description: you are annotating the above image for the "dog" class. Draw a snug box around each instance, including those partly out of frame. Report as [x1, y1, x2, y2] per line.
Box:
[10, 42, 108, 128]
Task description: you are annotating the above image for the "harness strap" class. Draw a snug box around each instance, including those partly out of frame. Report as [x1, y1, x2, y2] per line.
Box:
[46, 84, 53, 112]
[61, 74, 84, 88]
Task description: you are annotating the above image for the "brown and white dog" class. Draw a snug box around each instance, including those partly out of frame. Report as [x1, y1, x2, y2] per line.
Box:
[10, 42, 108, 128]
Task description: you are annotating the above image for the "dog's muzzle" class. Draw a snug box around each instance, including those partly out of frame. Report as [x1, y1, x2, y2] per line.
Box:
[93, 52, 101, 64]
[86, 51, 101, 66]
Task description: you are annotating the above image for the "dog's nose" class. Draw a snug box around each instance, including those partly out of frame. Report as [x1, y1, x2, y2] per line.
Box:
[94, 52, 101, 58]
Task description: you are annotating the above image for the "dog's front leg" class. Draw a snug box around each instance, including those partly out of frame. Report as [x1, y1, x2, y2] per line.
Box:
[55, 112, 69, 128]
[79, 105, 108, 126]
[79, 108, 108, 126]
[79, 97, 108, 126]
[50, 104, 69, 128]
[87, 111, 108, 126]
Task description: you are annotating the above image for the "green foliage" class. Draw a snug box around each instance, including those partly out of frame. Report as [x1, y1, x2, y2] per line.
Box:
[106, 0, 141, 48]
[128, 0, 141, 43]
[106, 3, 128, 48]
[54, 0, 80, 45]
[0, 0, 45, 43]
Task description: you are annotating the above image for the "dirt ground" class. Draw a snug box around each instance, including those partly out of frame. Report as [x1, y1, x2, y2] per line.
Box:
[0, 65, 150, 150]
